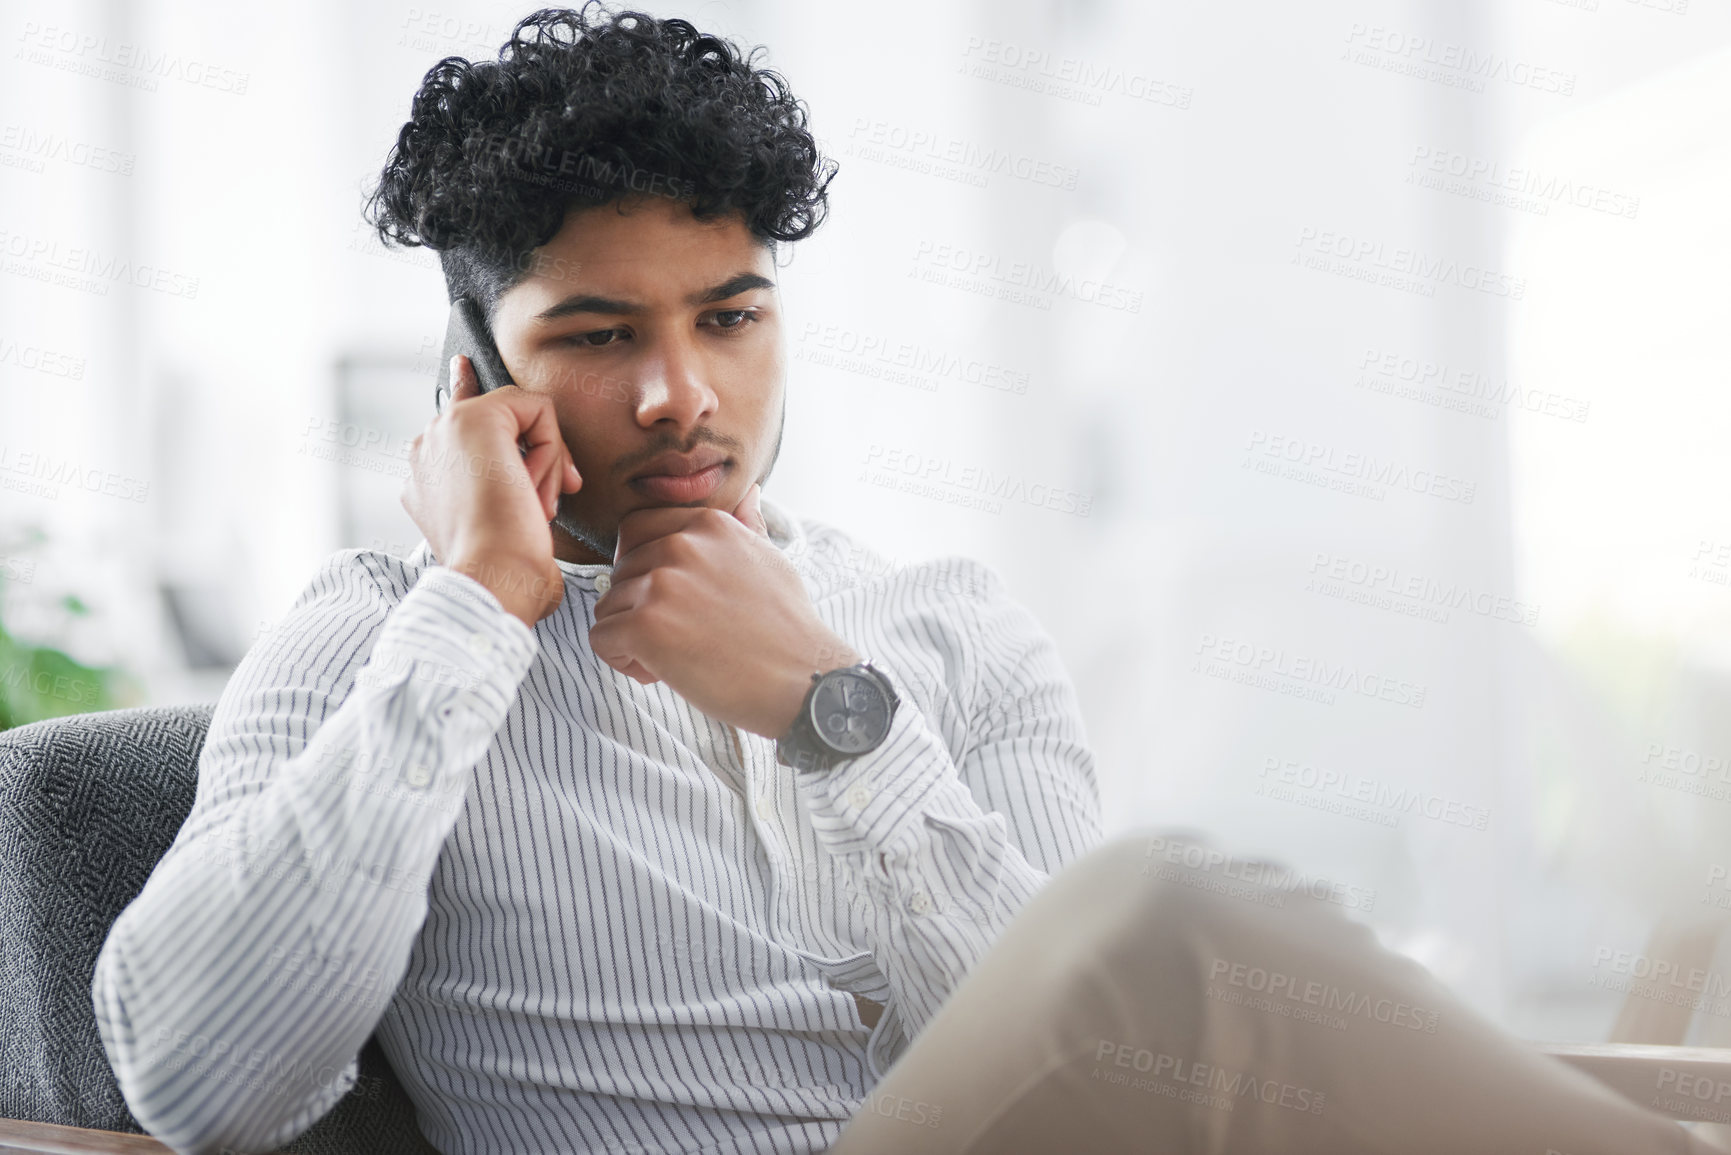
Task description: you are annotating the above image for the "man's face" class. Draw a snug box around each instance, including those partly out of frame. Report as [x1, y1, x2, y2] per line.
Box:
[489, 194, 786, 565]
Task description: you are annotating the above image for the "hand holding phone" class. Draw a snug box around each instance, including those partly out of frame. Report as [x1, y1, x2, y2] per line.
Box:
[402, 298, 582, 626]
[435, 298, 586, 539]
[434, 298, 515, 412]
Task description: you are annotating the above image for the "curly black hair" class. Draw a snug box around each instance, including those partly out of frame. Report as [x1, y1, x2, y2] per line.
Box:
[365, 3, 837, 314]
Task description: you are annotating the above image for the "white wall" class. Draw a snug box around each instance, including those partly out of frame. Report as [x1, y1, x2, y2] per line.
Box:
[3, 0, 1728, 1043]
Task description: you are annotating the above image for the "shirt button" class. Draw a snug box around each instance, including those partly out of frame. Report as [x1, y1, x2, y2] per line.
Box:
[594, 572, 612, 595]
[467, 633, 492, 657]
[755, 797, 774, 822]
[846, 784, 874, 811]
[909, 891, 934, 916]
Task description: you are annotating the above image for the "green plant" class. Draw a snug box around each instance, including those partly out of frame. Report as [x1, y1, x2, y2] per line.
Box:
[0, 530, 127, 731]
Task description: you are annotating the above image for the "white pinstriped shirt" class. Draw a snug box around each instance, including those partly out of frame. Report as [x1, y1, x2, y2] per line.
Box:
[92, 495, 1103, 1154]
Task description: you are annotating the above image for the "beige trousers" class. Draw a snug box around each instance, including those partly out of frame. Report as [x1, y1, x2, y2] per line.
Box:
[828, 832, 1718, 1155]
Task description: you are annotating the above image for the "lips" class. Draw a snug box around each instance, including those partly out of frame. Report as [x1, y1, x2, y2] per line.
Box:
[628, 449, 730, 503]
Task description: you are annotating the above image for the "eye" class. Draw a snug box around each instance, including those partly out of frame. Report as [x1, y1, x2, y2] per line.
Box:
[707, 309, 760, 333]
[568, 328, 627, 347]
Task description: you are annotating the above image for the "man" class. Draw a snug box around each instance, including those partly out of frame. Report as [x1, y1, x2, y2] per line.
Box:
[92, 6, 1102, 1152]
[91, 6, 1716, 1154]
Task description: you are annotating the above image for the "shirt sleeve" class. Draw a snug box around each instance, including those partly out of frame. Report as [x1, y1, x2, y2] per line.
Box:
[90, 554, 537, 1155]
[790, 561, 1104, 1077]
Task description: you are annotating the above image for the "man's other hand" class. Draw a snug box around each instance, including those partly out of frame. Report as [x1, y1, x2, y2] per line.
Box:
[589, 484, 861, 739]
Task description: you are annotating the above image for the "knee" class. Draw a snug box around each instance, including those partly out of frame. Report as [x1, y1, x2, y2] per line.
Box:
[1039, 831, 1223, 966]
[1071, 829, 1234, 913]
[1055, 830, 1301, 972]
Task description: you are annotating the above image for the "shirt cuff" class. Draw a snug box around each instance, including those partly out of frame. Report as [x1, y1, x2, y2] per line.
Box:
[791, 664, 977, 860]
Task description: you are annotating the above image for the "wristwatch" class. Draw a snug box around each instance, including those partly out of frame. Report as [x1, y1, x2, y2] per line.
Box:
[775, 660, 901, 773]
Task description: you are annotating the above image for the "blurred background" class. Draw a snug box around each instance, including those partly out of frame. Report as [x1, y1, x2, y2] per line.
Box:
[3, 0, 1729, 1053]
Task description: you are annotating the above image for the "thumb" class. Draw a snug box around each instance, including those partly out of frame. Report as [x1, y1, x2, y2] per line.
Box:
[731, 482, 769, 538]
[449, 355, 481, 403]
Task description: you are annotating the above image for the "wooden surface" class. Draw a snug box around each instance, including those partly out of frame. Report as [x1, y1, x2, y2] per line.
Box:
[8, 1044, 1725, 1143]
[0, 1119, 170, 1154]
[1538, 1042, 1731, 1122]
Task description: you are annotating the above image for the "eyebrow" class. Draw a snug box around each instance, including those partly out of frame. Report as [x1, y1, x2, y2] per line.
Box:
[532, 271, 776, 323]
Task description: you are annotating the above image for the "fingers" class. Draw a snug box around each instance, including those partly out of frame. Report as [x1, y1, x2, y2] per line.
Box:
[732, 483, 768, 538]
[605, 537, 688, 595]
[589, 617, 660, 684]
[515, 387, 566, 456]
[521, 442, 559, 521]
[592, 569, 655, 622]
[446, 360, 562, 453]
[589, 577, 661, 683]
[609, 494, 769, 567]
[447, 373, 578, 521]
[449, 354, 481, 402]
[522, 435, 578, 522]
[612, 506, 718, 565]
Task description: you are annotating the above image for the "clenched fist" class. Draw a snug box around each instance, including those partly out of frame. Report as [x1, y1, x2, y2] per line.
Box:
[590, 483, 862, 739]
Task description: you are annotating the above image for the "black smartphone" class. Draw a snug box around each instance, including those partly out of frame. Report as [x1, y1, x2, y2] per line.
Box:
[434, 297, 514, 412]
[433, 296, 584, 540]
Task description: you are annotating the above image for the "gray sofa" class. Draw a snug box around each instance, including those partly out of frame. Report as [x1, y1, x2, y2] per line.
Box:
[0, 704, 438, 1154]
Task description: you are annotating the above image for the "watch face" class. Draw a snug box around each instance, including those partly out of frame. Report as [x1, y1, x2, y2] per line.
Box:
[809, 669, 892, 755]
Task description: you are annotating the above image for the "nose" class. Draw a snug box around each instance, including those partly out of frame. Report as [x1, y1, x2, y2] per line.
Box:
[634, 332, 718, 433]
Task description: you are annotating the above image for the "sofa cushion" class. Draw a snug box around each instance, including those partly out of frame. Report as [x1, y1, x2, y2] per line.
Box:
[0, 705, 436, 1154]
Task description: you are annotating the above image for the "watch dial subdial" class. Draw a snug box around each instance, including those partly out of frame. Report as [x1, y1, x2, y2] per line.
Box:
[811, 671, 890, 755]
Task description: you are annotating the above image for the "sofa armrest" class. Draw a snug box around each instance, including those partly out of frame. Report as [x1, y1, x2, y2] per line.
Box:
[0, 1118, 171, 1153]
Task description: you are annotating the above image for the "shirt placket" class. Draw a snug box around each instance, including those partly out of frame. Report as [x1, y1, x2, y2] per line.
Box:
[716, 718, 796, 927]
